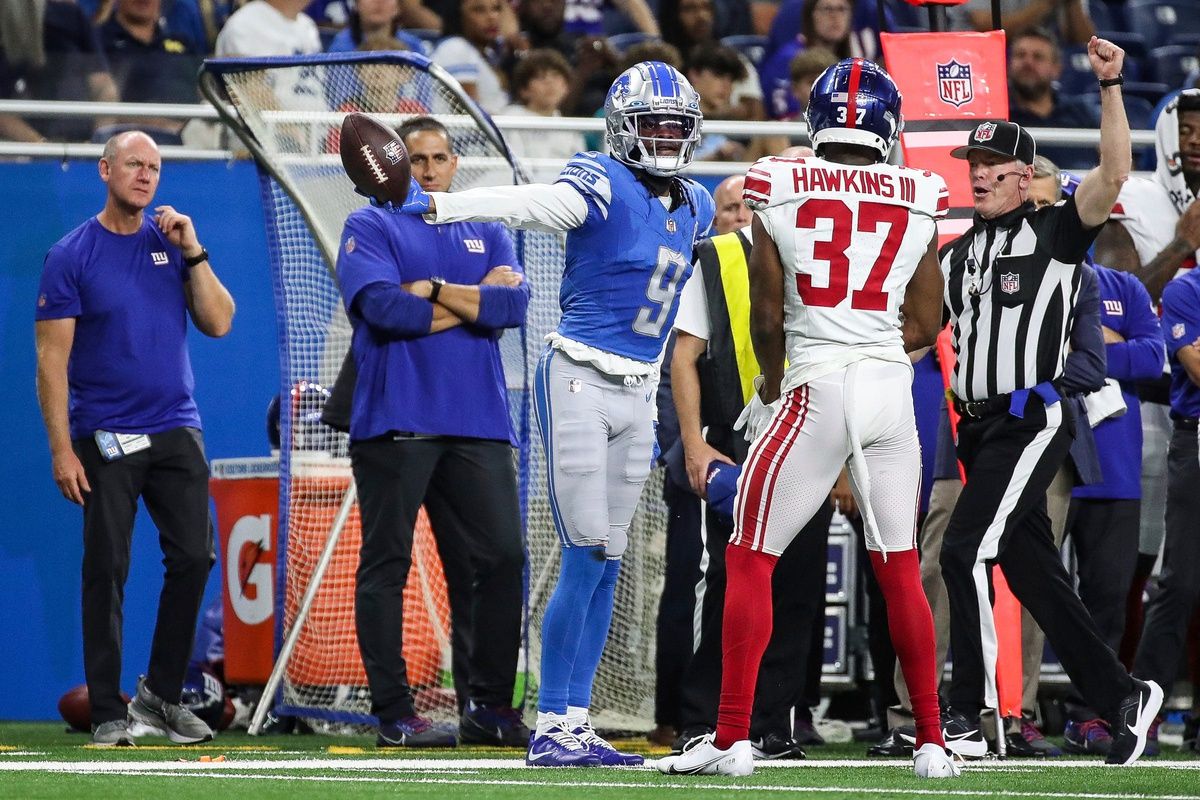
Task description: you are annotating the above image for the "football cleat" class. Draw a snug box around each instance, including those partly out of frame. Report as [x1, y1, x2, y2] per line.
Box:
[1004, 717, 1061, 757]
[899, 709, 987, 759]
[1106, 679, 1163, 765]
[656, 733, 754, 776]
[458, 701, 530, 748]
[750, 732, 806, 760]
[376, 715, 457, 748]
[1063, 718, 1113, 755]
[526, 721, 603, 767]
[913, 742, 962, 778]
[868, 726, 914, 757]
[572, 719, 644, 766]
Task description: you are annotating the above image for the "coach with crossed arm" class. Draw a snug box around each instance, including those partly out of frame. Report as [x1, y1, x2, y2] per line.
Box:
[936, 37, 1162, 766]
[35, 130, 234, 747]
[336, 116, 530, 750]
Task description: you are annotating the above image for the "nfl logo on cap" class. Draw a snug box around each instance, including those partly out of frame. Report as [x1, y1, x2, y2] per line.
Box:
[937, 59, 974, 108]
[975, 121, 997, 142]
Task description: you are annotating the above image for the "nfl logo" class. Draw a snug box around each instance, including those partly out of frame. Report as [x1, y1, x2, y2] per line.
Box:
[975, 121, 997, 142]
[937, 59, 974, 108]
[666, 219, 677, 233]
[1173, 322, 1187, 340]
[382, 140, 404, 165]
[1000, 272, 1020, 294]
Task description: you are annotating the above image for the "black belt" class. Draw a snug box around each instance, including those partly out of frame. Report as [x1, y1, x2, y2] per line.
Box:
[1175, 417, 1199, 431]
[952, 393, 1012, 420]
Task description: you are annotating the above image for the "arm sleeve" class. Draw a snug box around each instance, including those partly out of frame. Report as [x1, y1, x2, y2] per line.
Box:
[352, 281, 434, 339]
[429, 181, 589, 232]
[35, 245, 82, 321]
[1161, 280, 1200, 359]
[1106, 274, 1167, 381]
[1061, 266, 1107, 395]
[475, 226, 530, 330]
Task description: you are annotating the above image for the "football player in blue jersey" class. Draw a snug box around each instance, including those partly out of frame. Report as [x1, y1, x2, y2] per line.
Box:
[395, 60, 716, 766]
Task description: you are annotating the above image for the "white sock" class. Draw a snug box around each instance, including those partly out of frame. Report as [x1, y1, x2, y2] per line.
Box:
[566, 706, 589, 729]
[536, 711, 568, 734]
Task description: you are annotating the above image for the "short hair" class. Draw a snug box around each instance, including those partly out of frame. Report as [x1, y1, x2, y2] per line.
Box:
[685, 42, 746, 82]
[396, 116, 452, 148]
[1009, 28, 1061, 63]
[1178, 90, 1200, 114]
[789, 46, 838, 84]
[357, 32, 410, 52]
[512, 48, 572, 95]
[619, 41, 683, 72]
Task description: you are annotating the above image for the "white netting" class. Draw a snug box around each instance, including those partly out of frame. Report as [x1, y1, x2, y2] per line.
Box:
[203, 52, 667, 733]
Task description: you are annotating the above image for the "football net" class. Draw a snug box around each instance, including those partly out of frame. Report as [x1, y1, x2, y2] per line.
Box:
[200, 52, 667, 734]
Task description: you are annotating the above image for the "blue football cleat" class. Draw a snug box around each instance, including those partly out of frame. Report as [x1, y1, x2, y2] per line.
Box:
[572, 719, 645, 766]
[526, 722, 603, 767]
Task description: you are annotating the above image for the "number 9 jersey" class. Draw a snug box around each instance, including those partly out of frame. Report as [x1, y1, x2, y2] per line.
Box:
[743, 155, 948, 390]
[554, 151, 715, 363]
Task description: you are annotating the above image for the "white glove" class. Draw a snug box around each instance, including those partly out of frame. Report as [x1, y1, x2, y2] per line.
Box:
[734, 376, 782, 443]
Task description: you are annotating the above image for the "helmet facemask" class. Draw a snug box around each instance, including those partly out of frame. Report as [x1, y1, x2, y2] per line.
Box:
[605, 61, 704, 177]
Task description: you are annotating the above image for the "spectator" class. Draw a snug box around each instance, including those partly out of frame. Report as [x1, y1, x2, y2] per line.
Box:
[326, 0, 428, 53]
[501, 49, 584, 179]
[431, 0, 511, 113]
[1007, 29, 1100, 170]
[336, 116, 531, 750]
[659, 0, 765, 120]
[0, 0, 120, 143]
[954, 0, 1094, 47]
[686, 43, 749, 161]
[579, 39, 678, 148]
[562, 0, 659, 38]
[758, 0, 873, 120]
[99, 0, 204, 143]
[215, 0, 321, 57]
[35, 130, 235, 746]
[517, 0, 572, 57]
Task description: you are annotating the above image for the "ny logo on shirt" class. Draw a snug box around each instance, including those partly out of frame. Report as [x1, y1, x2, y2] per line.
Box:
[1103, 299, 1124, 316]
[151, 251, 169, 266]
[464, 239, 486, 254]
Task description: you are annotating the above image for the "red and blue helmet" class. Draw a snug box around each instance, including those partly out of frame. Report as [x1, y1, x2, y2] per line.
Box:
[805, 58, 903, 161]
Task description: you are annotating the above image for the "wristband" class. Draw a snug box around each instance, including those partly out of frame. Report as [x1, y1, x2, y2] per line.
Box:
[1099, 74, 1124, 88]
[183, 248, 209, 267]
[428, 276, 446, 303]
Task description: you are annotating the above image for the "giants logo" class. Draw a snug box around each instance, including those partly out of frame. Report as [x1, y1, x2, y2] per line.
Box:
[937, 60, 974, 108]
[464, 239, 486, 253]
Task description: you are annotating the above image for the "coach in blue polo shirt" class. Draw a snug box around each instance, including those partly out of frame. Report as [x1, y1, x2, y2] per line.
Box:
[336, 116, 530, 750]
[1131, 265, 1200, 751]
[35, 130, 235, 747]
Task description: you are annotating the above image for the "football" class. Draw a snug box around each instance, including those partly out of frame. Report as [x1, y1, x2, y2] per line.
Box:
[339, 112, 411, 206]
[58, 684, 131, 732]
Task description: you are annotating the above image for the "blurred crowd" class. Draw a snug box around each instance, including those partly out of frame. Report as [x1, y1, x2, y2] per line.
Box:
[3, 0, 1199, 164]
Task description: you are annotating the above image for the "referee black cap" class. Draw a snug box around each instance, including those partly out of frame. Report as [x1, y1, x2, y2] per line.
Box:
[950, 120, 1036, 165]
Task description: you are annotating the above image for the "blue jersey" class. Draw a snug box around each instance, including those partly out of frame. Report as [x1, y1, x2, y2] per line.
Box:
[36, 216, 201, 439]
[554, 152, 715, 363]
[1161, 268, 1200, 419]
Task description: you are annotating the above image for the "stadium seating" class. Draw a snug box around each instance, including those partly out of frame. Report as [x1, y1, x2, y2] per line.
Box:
[1146, 45, 1200, 88]
[720, 35, 770, 68]
[1126, 0, 1200, 48]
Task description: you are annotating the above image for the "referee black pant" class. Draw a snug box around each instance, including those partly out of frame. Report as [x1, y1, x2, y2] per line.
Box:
[940, 397, 1132, 720]
[77, 426, 214, 725]
[351, 435, 524, 723]
[1134, 425, 1200, 702]
[678, 492, 831, 738]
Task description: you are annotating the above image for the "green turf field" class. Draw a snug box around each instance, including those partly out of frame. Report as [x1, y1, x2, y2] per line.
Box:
[2, 722, 1199, 800]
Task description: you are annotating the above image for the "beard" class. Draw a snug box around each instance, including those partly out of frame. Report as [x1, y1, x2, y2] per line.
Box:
[1010, 76, 1051, 102]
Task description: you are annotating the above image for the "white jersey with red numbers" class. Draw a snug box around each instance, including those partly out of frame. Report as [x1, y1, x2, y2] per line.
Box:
[743, 155, 948, 393]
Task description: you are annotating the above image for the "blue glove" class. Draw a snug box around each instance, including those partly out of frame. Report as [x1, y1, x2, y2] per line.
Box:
[399, 177, 432, 215]
[650, 421, 662, 469]
[354, 186, 398, 212]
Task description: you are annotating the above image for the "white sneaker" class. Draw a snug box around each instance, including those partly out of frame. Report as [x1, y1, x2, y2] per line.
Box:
[913, 742, 962, 778]
[656, 734, 754, 776]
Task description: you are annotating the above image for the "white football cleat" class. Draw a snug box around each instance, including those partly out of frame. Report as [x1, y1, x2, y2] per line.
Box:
[656, 734, 754, 776]
[913, 742, 962, 778]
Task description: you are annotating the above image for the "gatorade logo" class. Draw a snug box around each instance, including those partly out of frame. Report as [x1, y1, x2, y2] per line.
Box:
[227, 513, 273, 625]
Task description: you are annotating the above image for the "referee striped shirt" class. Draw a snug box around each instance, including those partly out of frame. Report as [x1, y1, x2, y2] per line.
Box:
[940, 197, 1099, 402]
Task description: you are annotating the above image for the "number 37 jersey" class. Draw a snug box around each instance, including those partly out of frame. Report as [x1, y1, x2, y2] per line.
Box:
[743, 156, 948, 388]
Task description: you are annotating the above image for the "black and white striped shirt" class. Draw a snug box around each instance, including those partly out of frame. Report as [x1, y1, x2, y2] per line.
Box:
[940, 198, 1098, 402]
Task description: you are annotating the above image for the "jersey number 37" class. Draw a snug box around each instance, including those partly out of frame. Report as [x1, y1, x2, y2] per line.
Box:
[794, 198, 908, 311]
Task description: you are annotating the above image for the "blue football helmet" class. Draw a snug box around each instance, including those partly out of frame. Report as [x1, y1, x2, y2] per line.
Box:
[806, 58, 903, 160]
[604, 61, 703, 176]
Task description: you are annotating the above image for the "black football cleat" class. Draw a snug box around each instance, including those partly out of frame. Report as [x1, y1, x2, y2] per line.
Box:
[1106, 679, 1163, 765]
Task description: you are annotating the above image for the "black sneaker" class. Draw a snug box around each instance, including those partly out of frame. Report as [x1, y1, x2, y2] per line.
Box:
[671, 725, 714, 755]
[1062, 718, 1112, 755]
[1106, 678, 1163, 765]
[867, 727, 914, 757]
[377, 715, 458, 748]
[1181, 715, 1199, 754]
[1004, 717, 1062, 757]
[940, 709, 988, 759]
[458, 701, 531, 747]
[750, 732, 806, 760]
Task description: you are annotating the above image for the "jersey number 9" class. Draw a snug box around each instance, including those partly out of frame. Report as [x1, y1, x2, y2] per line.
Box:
[634, 246, 689, 337]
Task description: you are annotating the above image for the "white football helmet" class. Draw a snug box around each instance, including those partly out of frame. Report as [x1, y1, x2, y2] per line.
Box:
[604, 61, 703, 177]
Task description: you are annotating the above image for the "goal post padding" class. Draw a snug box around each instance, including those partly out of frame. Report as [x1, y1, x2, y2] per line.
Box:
[199, 51, 669, 732]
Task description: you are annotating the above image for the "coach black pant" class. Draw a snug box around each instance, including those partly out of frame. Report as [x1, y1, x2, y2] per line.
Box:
[1134, 426, 1200, 702]
[655, 480, 704, 731]
[351, 435, 524, 722]
[77, 426, 213, 725]
[678, 492, 831, 738]
[940, 398, 1131, 720]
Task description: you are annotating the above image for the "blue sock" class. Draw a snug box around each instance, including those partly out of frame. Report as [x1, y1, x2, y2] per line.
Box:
[567, 557, 622, 709]
[537, 546, 607, 714]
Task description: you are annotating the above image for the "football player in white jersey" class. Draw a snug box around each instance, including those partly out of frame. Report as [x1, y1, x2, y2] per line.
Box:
[657, 58, 958, 779]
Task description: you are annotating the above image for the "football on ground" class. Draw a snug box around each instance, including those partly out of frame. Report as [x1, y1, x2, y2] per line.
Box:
[57, 685, 130, 732]
[339, 112, 411, 206]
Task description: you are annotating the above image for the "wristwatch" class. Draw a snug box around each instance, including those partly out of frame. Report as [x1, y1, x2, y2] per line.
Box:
[183, 248, 209, 268]
[428, 276, 447, 303]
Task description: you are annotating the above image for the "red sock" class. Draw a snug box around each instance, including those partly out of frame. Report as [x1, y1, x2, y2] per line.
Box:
[869, 549, 944, 749]
[714, 543, 779, 751]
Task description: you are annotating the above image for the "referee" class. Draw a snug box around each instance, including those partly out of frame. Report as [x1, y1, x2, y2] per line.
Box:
[936, 37, 1161, 766]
